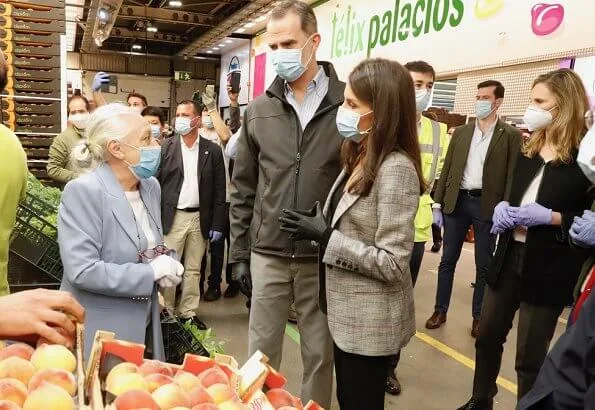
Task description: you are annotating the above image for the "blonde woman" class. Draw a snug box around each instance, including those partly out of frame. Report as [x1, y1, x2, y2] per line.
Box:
[458, 69, 593, 409]
[58, 103, 183, 360]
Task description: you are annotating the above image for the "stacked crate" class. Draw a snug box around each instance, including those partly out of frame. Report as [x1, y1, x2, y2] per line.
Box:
[0, 0, 64, 185]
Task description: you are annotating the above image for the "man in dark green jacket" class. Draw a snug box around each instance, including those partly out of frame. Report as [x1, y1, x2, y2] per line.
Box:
[229, 2, 344, 407]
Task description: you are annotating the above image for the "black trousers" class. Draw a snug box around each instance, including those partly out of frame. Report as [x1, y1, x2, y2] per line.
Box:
[387, 241, 425, 371]
[472, 241, 563, 403]
[334, 343, 390, 410]
[201, 203, 232, 289]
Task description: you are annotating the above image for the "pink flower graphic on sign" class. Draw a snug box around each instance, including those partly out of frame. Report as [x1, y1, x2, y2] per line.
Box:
[531, 3, 565, 36]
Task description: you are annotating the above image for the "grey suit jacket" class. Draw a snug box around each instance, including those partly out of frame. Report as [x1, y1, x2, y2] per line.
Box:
[322, 152, 419, 356]
[58, 164, 164, 361]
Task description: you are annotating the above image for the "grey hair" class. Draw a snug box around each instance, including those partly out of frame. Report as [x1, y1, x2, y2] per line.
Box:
[70, 103, 150, 173]
[269, 0, 318, 34]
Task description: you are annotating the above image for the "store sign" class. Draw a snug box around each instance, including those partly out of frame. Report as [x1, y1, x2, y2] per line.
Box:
[174, 71, 191, 82]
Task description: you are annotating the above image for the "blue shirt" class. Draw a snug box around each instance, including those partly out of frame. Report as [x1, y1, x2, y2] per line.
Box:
[285, 66, 329, 130]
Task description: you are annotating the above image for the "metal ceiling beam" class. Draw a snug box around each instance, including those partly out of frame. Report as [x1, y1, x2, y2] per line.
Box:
[177, 0, 275, 56]
[118, 5, 217, 25]
[110, 26, 189, 43]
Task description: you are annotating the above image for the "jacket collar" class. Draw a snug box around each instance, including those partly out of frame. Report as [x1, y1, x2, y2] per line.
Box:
[323, 170, 360, 228]
[266, 61, 345, 108]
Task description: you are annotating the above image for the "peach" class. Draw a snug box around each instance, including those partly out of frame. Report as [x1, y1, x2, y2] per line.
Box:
[23, 383, 74, 410]
[30, 344, 76, 372]
[169, 408, 191, 410]
[191, 405, 219, 410]
[0, 378, 27, 407]
[278, 408, 300, 410]
[188, 385, 214, 406]
[107, 373, 149, 396]
[106, 362, 139, 389]
[174, 371, 202, 393]
[145, 373, 175, 393]
[0, 357, 36, 385]
[266, 389, 303, 409]
[219, 402, 249, 410]
[139, 359, 174, 377]
[0, 400, 21, 410]
[152, 383, 191, 409]
[198, 366, 229, 388]
[28, 368, 76, 396]
[113, 389, 159, 410]
[206, 384, 238, 404]
[0, 344, 34, 361]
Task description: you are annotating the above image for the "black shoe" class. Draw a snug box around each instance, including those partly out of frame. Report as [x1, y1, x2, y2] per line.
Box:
[385, 371, 401, 395]
[224, 281, 240, 298]
[182, 315, 208, 331]
[456, 398, 493, 410]
[431, 240, 442, 253]
[203, 286, 221, 302]
[288, 304, 298, 324]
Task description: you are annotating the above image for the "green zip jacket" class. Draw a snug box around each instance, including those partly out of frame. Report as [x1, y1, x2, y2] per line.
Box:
[47, 126, 84, 184]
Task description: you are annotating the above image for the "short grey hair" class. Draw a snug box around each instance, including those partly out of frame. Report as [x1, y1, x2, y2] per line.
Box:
[269, 0, 318, 35]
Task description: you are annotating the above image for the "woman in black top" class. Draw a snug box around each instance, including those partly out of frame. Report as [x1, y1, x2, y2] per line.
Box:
[458, 69, 592, 410]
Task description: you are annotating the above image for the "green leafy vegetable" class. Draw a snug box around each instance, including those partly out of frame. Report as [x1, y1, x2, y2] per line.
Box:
[182, 320, 225, 358]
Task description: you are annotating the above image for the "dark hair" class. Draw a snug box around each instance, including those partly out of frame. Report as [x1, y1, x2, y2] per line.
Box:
[269, 0, 318, 34]
[404, 60, 435, 81]
[178, 100, 203, 116]
[127, 92, 148, 107]
[477, 80, 505, 99]
[141, 106, 165, 125]
[341, 58, 425, 196]
[67, 95, 90, 115]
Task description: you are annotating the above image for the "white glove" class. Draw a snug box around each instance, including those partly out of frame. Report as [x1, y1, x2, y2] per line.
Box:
[150, 255, 184, 288]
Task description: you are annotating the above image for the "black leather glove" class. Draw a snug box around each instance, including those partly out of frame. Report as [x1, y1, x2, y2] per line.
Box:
[279, 202, 333, 245]
[232, 262, 252, 298]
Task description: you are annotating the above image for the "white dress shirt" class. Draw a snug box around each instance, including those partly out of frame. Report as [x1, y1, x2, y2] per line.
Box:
[177, 136, 200, 209]
[125, 190, 156, 249]
[201, 128, 231, 203]
[225, 128, 241, 160]
[513, 164, 547, 243]
[461, 119, 498, 190]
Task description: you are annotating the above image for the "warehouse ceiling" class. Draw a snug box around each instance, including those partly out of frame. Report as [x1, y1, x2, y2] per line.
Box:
[75, 0, 258, 56]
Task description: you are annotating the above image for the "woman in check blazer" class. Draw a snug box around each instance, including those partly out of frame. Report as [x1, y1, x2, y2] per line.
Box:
[58, 104, 184, 360]
[280, 59, 425, 410]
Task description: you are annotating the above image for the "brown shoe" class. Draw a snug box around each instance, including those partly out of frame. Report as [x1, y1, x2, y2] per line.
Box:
[471, 318, 480, 338]
[425, 311, 447, 329]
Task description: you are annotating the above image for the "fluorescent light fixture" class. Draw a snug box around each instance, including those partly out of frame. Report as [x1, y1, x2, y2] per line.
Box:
[206, 50, 213, 54]
[97, 8, 109, 22]
[234, 28, 246, 33]
[212, 47, 219, 50]
[147, 26, 158, 32]
[244, 22, 256, 28]
[218, 43, 225, 47]
[168, 0, 182, 7]
[132, 44, 142, 50]
[225, 39, 233, 44]
[255, 14, 267, 22]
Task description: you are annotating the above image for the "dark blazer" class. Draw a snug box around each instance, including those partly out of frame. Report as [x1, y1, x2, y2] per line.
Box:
[433, 120, 521, 220]
[487, 151, 592, 308]
[158, 135, 227, 238]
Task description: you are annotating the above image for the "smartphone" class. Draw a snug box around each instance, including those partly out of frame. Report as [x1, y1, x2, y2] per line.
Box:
[206, 84, 215, 95]
[227, 71, 241, 94]
[101, 74, 117, 94]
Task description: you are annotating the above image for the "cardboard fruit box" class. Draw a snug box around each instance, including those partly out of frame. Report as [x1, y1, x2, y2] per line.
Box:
[83, 330, 324, 410]
[0, 2, 64, 20]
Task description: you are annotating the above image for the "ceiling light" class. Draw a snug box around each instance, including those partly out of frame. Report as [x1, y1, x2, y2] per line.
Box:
[244, 22, 256, 28]
[147, 26, 158, 32]
[97, 8, 109, 22]
[206, 50, 213, 54]
[225, 39, 233, 44]
[218, 43, 225, 47]
[234, 28, 246, 33]
[255, 15, 267, 22]
[212, 47, 219, 50]
[168, 0, 182, 7]
[132, 44, 142, 50]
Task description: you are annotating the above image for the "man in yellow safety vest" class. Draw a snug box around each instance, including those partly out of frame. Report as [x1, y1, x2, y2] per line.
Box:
[385, 60, 450, 395]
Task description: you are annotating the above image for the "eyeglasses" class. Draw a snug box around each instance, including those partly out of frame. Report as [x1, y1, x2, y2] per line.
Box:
[138, 245, 173, 263]
[585, 110, 594, 130]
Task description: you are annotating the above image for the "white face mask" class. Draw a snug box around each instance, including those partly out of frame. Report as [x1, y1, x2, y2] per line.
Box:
[202, 116, 214, 129]
[69, 112, 90, 130]
[578, 126, 595, 183]
[415, 89, 432, 113]
[523, 105, 555, 132]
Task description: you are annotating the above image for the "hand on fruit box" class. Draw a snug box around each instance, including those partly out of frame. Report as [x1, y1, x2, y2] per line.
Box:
[0, 288, 84, 348]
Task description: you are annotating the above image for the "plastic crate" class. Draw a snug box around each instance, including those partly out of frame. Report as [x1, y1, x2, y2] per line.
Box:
[21, 192, 58, 219]
[9, 203, 62, 282]
[7, 251, 60, 292]
[160, 310, 209, 365]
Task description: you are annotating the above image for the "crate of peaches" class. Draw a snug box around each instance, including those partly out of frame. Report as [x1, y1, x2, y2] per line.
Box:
[0, 324, 86, 410]
[85, 330, 323, 410]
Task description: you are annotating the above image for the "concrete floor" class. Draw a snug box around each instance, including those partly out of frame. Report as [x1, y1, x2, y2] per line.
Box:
[197, 242, 569, 410]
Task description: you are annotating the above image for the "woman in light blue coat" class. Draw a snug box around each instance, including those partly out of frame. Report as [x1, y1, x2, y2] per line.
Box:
[58, 103, 184, 360]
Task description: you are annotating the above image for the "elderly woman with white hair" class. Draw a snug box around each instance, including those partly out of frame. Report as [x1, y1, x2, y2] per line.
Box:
[58, 103, 183, 360]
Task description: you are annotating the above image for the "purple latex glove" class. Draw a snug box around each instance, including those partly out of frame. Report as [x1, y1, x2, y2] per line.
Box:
[209, 230, 224, 243]
[432, 208, 444, 229]
[490, 201, 518, 234]
[570, 210, 595, 248]
[509, 202, 552, 227]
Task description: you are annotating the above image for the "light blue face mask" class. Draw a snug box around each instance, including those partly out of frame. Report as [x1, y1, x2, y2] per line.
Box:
[150, 124, 161, 139]
[415, 89, 432, 113]
[475, 100, 494, 120]
[123, 143, 162, 179]
[271, 35, 314, 82]
[336, 106, 373, 143]
[175, 116, 195, 136]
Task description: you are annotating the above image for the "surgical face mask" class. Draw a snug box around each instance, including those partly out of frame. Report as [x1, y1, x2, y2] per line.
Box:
[69, 112, 89, 130]
[130, 106, 144, 114]
[150, 124, 161, 139]
[175, 116, 195, 136]
[578, 125, 595, 183]
[475, 100, 494, 120]
[271, 35, 314, 82]
[336, 106, 372, 143]
[202, 116, 214, 129]
[122, 142, 162, 179]
[415, 89, 431, 113]
[523, 105, 555, 132]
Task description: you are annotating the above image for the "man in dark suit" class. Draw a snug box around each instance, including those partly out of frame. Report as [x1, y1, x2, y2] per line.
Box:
[158, 99, 226, 330]
[426, 80, 521, 337]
